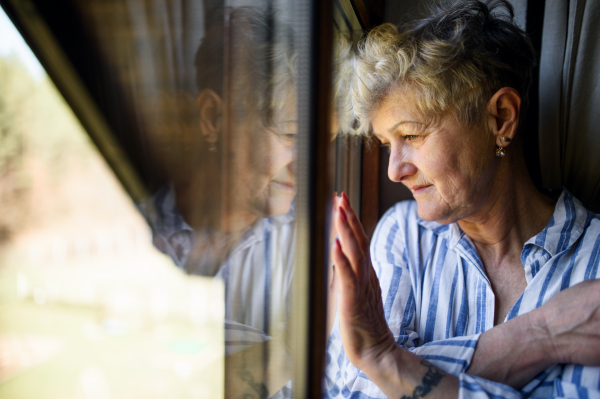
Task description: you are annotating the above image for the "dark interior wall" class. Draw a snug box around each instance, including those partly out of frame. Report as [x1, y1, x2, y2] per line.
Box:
[384, 0, 432, 24]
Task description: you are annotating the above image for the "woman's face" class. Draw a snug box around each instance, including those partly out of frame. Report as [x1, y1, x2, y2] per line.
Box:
[228, 104, 297, 218]
[371, 88, 498, 224]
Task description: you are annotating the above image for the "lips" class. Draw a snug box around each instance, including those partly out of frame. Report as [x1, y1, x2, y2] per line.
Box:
[271, 180, 295, 191]
[410, 184, 432, 194]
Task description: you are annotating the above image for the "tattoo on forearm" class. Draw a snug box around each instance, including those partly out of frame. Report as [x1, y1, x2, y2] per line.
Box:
[237, 350, 269, 399]
[400, 360, 446, 399]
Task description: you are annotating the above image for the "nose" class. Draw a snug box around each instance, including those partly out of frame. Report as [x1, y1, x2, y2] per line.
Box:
[272, 137, 296, 177]
[387, 145, 417, 182]
[288, 152, 297, 177]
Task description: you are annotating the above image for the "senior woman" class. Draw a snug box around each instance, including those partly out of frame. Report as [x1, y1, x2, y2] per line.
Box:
[325, 1, 600, 398]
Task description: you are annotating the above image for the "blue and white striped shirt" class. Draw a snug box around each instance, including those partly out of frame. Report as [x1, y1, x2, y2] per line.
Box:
[138, 184, 296, 349]
[324, 190, 600, 399]
[139, 185, 296, 398]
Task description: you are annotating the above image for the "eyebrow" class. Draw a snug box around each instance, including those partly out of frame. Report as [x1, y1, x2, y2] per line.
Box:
[388, 120, 422, 133]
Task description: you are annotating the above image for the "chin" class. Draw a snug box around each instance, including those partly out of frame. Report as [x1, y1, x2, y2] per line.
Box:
[415, 201, 455, 225]
[252, 195, 295, 218]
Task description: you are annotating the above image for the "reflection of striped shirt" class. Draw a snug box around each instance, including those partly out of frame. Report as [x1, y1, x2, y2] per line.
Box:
[138, 184, 296, 350]
[325, 190, 600, 399]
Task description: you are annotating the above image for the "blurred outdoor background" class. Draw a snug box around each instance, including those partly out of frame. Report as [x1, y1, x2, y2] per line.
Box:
[0, 7, 224, 399]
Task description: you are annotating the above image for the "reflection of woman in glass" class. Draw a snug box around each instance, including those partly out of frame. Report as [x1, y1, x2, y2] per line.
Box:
[139, 7, 297, 397]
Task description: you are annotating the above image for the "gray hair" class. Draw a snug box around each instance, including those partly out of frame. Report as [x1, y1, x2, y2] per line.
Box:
[350, 0, 536, 135]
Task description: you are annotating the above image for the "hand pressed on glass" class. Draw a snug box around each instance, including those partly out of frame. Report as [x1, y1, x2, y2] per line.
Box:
[331, 192, 396, 370]
[331, 192, 457, 399]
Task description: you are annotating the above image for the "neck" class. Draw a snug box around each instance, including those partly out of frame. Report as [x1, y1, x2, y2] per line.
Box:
[457, 149, 555, 259]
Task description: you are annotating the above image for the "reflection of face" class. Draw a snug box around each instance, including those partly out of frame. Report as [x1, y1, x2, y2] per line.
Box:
[371, 88, 497, 224]
[229, 103, 297, 218]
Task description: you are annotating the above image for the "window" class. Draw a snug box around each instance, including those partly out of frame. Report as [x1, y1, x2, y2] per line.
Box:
[0, 0, 355, 397]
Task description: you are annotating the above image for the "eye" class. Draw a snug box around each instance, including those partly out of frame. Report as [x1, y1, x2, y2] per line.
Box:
[269, 120, 298, 147]
[403, 135, 418, 141]
[275, 132, 297, 147]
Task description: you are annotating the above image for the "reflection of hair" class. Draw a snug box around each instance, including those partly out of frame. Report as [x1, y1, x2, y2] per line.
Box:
[333, 33, 356, 134]
[351, 0, 536, 135]
[194, 7, 296, 126]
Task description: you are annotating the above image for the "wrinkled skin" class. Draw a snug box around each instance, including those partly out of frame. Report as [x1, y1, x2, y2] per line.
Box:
[536, 279, 600, 365]
[331, 192, 397, 370]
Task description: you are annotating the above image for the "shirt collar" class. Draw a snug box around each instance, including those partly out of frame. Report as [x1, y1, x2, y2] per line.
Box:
[414, 189, 591, 258]
[137, 183, 193, 238]
[415, 215, 461, 247]
[523, 189, 592, 258]
[138, 184, 296, 264]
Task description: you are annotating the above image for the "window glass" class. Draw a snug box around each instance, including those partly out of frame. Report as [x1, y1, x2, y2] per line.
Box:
[0, 0, 302, 397]
[0, 6, 224, 398]
[332, 0, 364, 212]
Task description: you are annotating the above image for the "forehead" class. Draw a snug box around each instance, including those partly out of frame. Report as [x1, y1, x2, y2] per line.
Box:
[371, 87, 425, 135]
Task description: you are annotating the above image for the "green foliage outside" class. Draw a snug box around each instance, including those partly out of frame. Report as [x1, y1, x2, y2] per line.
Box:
[0, 55, 97, 245]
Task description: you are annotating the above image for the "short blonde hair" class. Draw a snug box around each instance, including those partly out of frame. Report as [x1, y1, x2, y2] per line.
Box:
[351, 0, 536, 135]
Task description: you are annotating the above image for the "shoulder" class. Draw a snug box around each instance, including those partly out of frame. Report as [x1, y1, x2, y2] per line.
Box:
[573, 211, 600, 279]
[371, 200, 449, 249]
[371, 201, 417, 244]
[541, 190, 600, 279]
[374, 200, 419, 234]
[549, 190, 600, 252]
[370, 200, 454, 267]
[370, 201, 421, 266]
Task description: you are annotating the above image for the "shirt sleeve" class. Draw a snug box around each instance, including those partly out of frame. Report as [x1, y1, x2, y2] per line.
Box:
[370, 202, 481, 376]
[458, 374, 522, 399]
[457, 371, 600, 399]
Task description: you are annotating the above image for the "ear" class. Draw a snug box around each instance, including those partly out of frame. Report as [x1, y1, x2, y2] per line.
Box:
[486, 87, 521, 148]
[196, 89, 223, 144]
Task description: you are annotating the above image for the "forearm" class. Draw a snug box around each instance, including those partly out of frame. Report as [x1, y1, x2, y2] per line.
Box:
[467, 309, 553, 389]
[362, 345, 459, 399]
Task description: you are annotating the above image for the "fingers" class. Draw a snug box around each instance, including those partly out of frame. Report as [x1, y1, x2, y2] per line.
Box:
[334, 193, 371, 275]
[335, 207, 368, 273]
[332, 237, 357, 291]
[329, 264, 338, 292]
[331, 191, 373, 283]
[340, 192, 370, 253]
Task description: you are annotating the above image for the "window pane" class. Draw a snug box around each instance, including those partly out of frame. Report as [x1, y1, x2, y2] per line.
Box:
[0, 0, 306, 397]
[0, 6, 224, 398]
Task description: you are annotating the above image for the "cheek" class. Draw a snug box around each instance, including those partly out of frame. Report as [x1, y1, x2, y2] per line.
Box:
[419, 144, 477, 204]
[251, 149, 277, 182]
[257, 135, 289, 176]
[233, 132, 272, 177]
[443, 144, 495, 204]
